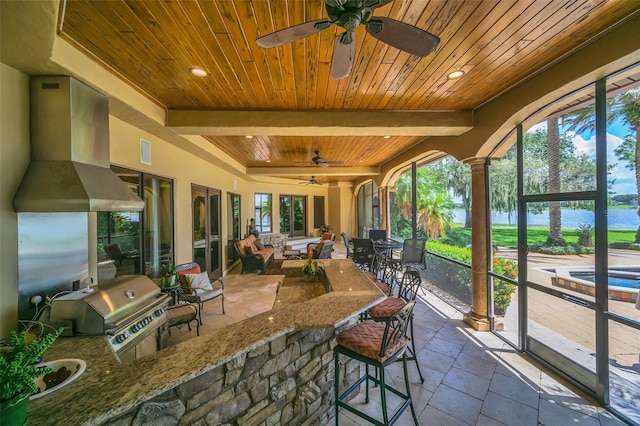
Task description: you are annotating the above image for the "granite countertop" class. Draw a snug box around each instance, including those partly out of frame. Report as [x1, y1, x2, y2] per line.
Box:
[27, 260, 384, 425]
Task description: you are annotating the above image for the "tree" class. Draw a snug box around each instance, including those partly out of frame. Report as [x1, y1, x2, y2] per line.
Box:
[564, 88, 640, 241]
[445, 159, 472, 228]
[392, 165, 455, 238]
[546, 117, 566, 245]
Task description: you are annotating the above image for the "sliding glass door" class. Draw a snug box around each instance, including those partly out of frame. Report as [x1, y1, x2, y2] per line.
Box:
[192, 185, 222, 279]
[280, 195, 306, 237]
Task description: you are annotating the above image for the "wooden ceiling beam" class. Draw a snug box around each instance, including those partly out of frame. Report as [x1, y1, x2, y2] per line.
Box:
[167, 110, 472, 136]
[247, 167, 379, 176]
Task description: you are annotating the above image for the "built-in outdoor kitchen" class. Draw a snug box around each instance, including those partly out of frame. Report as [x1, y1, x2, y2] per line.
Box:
[26, 259, 383, 425]
[9, 77, 383, 422]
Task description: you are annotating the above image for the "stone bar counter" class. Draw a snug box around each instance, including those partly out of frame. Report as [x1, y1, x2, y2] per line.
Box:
[27, 259, 384, 425]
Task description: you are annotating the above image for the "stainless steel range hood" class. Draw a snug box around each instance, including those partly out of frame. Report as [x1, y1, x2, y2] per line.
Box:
[13, 76, 144, 212]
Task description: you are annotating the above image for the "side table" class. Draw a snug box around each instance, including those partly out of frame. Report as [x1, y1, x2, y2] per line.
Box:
[283, 249, 301, 260]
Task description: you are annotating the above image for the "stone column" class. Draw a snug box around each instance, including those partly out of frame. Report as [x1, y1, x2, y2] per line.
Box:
[463, 158, 491, 331]
[379, 186, 388, 232]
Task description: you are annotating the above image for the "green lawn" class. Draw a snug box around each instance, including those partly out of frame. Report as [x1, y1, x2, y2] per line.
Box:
[451, 225, 637, 249]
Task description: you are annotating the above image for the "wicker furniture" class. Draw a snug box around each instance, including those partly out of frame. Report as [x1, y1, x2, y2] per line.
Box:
[175, 262, 225, 325]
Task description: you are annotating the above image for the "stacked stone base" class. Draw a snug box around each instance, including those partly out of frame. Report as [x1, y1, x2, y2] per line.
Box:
[106, 322, 360, 425]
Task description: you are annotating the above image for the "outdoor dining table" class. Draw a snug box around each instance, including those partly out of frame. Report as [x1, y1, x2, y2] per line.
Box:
[373, 239, 403, 258]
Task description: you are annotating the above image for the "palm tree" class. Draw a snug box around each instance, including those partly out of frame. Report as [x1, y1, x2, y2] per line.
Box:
[418, 191, 454, 238]
[547, 117, 566, 245]
[563, 88, 640, 240]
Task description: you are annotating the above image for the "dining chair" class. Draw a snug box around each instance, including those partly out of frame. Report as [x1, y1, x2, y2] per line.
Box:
[368, 229, 387, 241]
[340, 232, 353, 258]
[352, 238, 376, 270]
[334, 301, 418, 426]
[401, 238, 427, 270]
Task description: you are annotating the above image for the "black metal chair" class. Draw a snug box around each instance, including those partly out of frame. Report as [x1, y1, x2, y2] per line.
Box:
[340, 232, 353, 258]
[367, 267, 424, 384]
[400, 238, 427, 270]
[334, 301, 418, 426]
[352, 238, 376, 270]
[368, 229, 387, 241]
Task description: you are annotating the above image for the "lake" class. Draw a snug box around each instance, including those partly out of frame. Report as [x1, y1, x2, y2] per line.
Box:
[453, 208, 639, 230]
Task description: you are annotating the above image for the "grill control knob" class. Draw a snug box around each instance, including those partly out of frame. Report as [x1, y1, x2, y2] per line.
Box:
[154, 308, 164, 317]
[146, 316, 153, 324]
[115, 333, 128, 344]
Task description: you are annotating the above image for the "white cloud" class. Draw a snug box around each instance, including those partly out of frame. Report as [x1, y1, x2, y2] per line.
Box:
[569, 131, 635, 195]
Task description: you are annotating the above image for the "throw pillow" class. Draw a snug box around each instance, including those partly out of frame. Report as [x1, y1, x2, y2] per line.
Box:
[183, 272, 213, 295]
[254, 239, 265, 251]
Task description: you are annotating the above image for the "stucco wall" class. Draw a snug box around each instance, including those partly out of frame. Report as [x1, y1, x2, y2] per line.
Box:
[0, 64, 30, 337]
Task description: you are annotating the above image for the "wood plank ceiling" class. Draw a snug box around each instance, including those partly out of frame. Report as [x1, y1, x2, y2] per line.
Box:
[59, 0, 640, 183]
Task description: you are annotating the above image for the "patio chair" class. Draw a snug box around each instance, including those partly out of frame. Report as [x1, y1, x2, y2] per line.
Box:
[352, 238, 376, 270]
[340, 232, 353, 258]
[368, 229, 387, 241]
[400, 238, 427, 270]
[301, 240, 334, 259]
[175, 262, 225, 325]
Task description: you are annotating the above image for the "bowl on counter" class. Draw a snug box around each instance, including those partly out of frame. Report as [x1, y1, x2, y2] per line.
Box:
[30, 358, 87, 400]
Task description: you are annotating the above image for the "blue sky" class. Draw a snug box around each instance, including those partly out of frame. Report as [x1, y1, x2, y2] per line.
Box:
[569, 118, 635, 195]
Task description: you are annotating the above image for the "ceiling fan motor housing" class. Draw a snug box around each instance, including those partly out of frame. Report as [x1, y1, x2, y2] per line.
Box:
[326, 0, 374, 31]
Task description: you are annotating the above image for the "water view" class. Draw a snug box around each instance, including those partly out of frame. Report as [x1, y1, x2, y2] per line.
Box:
[453, 208, 639, 230]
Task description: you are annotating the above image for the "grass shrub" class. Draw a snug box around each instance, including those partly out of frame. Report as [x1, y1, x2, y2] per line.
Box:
[425, 241, 517, 314]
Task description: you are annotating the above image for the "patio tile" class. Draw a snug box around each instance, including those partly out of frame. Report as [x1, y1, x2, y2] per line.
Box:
[418, 406, 471, 426]
[480, 391, 538, 426]
[442, 366, 491, 400]
[538, 398, 600, 426]
[428, 384, 483, 425]
[488, 370, 540, 409]
[416, 347, 456, 375]
[425, 336, 464, 359]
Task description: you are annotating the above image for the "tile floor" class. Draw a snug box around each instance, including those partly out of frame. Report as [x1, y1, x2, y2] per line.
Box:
[167, 244, 627, 425]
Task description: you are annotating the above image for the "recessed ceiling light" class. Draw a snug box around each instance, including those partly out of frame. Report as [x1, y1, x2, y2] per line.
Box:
[447, 70, 465, 80]
[190, 67, 208, 77]
[383, 135, 391, 139]
[266, 160, 271, 163]
[245, 135, 254, 139]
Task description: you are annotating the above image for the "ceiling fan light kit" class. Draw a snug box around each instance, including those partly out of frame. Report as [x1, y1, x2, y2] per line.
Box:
[255, 0, 440, 80]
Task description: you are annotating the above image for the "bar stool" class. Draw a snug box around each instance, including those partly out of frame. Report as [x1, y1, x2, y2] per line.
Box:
[367, 267, 424, 384]
[334, 301, 418, 426]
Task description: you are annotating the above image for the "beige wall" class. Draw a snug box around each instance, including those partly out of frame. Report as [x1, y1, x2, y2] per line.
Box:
[0, 64, 332, 338]
[0, 64, 30, 337]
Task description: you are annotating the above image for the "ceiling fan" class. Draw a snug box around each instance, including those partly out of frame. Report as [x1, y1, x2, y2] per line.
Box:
[296, 150, 344, 168]
[299, 176, 325, 185]
[255, 0, 440, 80]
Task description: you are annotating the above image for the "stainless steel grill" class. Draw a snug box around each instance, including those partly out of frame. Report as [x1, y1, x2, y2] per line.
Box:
[49, 275, 170, 362]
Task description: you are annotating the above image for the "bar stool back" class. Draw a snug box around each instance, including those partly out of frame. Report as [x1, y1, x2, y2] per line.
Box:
[334, 301, 418, 426]
[367, 267, 424, 384]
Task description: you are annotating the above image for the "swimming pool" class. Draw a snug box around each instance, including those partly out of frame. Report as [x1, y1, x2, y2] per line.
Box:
[551, 266, 639, 303]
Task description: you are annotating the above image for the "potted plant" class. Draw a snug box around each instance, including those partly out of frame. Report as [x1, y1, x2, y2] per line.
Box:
[301, 258, 325, 282]
[1, 328, 63, 426]
[160, 262, 178, 287]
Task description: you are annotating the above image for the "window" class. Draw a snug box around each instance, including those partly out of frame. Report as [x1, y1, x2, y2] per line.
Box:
[98, 167, 174, 279]
[254, 193, 272, 233]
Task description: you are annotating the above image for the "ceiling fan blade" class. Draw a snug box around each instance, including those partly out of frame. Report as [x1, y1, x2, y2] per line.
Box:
[365, 17, 440, 57]
[324, 160, 344, 165]
[331, 32, 356, 80]
[364, 0, 394, 8]
[256, 19, 333, 48]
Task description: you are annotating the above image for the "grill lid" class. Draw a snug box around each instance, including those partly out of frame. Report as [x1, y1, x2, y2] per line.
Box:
[49, 275, 166, 334]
